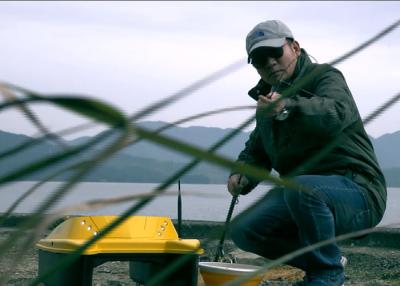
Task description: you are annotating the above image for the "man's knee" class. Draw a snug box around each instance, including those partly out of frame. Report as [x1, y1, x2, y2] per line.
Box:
[230, 221, 294, 260]
[230, 220, 253, 252]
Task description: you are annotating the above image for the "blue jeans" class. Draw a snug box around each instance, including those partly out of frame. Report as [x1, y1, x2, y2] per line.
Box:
[230, 175, 372, 285]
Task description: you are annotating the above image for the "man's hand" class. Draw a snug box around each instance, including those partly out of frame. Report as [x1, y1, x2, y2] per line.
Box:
[227, 174, 249, 196]
[256, 91, 286, 118]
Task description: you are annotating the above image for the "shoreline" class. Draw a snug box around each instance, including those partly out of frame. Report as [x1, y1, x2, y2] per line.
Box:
[2, 213, 400, 247]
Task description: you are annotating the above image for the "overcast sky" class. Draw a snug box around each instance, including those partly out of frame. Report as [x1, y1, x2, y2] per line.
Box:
[0, 1, 399, 139]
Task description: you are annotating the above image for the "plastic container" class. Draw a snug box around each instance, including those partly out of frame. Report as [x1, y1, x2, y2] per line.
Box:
[36, 216, 202, 254]
[36, 216, 202, 286]
[199, 261, 263, 286]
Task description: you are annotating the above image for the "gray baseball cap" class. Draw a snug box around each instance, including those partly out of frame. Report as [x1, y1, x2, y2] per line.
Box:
[246, 20, 294, 55]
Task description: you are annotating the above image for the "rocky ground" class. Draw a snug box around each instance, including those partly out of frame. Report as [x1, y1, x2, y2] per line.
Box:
[1, 221, 400, 286]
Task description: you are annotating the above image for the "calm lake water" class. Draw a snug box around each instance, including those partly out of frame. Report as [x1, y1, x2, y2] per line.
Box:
[0, 181, 398, 227]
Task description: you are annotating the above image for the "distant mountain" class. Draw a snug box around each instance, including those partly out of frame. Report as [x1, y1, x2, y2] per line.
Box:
[381, 167, 400, 187]
[68, 121, 250, 163]
[0, 127, 231, 184]
[0, 122, 400, 186]
[371, 130, 400, 169]
[122, 121, 250, 163]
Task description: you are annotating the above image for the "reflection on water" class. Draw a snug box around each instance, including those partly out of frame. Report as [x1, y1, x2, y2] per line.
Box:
[0, 181, 398, 227]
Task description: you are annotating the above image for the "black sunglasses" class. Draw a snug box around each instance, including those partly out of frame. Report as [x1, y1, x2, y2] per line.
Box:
[248, 45, 285, 69]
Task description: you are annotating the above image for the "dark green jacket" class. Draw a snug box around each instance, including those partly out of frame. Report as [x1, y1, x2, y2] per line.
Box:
[236, 49, 386, 226]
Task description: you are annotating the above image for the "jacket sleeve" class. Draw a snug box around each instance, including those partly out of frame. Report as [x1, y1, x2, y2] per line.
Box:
[284, 67, 359, 140]
[230, 125, 272, 194]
